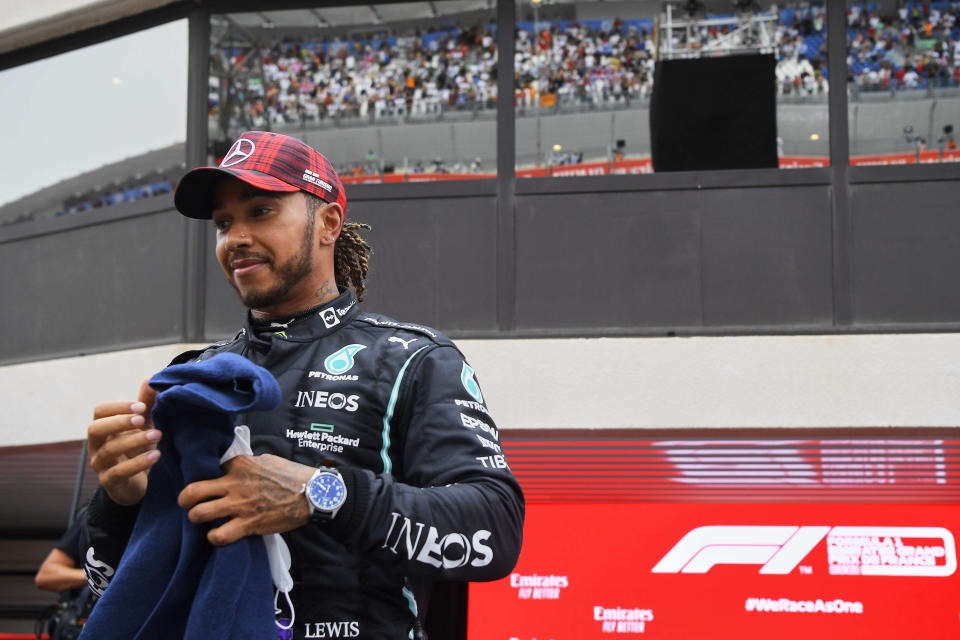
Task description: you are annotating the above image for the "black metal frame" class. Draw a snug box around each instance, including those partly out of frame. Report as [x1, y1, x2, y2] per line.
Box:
[2, 0, 960, 342]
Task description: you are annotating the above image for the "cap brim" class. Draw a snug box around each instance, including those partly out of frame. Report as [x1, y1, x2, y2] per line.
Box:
[174, 167, 300, 219]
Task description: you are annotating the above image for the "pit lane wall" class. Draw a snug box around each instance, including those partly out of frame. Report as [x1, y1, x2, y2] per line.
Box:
[3, 332, 960, 447]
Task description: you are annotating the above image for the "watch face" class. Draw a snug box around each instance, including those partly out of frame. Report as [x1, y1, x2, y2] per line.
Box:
[308, 472, 347, 512]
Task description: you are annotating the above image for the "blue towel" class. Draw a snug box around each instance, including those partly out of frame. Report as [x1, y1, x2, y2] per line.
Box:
[80, 352, 281, 640]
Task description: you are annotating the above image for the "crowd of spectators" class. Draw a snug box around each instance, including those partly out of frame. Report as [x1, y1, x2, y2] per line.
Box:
[513, 18, 656, 110]
[772, 2, 960, 96]
[211, 4, 960, 138]
[847, 2, 960, 92]
[209, 17, 663, 135]
[209, 3, 960, 140]
[773, 6, 829, 95]
[210, 23, 498, 134]
[16, 3, 959, 225]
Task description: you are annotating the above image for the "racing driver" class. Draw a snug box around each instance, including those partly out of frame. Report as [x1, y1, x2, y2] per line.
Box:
[81, 131, 525, 639]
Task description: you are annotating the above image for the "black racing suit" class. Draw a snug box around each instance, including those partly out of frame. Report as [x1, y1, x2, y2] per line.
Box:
[82, 288, 524, 639]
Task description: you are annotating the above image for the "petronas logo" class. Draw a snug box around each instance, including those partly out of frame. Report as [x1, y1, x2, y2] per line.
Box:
[324, 344, 367, 375]
[461, 362, 484, 404]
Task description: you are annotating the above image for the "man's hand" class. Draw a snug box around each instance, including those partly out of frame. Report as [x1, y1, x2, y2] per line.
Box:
[88, 379, 161, 506]
[178, 454, 315, 546]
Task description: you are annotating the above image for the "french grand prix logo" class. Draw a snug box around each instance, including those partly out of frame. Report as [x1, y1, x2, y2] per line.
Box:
[651, 525, 957, 577]
[220, 138, 255, 167]
[324, 344, 366, 375]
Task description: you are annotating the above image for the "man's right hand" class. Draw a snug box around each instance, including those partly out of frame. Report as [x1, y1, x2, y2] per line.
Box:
[88, 378, 161, 506]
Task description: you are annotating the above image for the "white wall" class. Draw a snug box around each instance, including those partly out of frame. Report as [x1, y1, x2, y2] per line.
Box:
[461, 333, 960, 430]
[2, 333, 959, 447]
[0, 344, 193, 446]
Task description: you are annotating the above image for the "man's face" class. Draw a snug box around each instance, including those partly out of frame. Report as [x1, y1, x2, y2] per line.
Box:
[211, 176, 318, 314]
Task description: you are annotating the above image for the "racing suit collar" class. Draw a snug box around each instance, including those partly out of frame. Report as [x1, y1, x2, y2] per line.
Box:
[243, 288, 361, 346]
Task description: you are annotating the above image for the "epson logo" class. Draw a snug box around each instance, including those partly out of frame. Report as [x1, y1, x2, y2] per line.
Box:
[382, 512, 493, 569]
[294, 391, 359, 412]
[460, 412, 499, 440]
[652, 525, 957, 577]
[304, 621, 359, 638]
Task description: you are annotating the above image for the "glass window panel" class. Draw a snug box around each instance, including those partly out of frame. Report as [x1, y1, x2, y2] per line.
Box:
[515, 0, 829, 178]
[0, 20, 188, 226]
[847, 2, 960, 166]
[209, 2, 497, 185]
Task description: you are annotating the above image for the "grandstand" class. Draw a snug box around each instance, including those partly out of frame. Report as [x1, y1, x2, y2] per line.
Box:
[4, 1, 960, 226]
[0, 144, 185, 227]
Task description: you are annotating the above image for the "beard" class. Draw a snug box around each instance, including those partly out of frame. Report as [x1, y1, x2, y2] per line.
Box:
[228, 212, 316, 310]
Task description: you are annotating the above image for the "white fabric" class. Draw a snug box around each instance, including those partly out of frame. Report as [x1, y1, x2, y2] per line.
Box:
[220, 425, 296, 628]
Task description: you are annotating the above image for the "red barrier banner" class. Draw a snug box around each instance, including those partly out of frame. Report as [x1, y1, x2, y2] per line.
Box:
[468, 501, 960, 639]
[779, 156, 829, 168]
[851, 149, 960, 166]
[339, 151, 959, 185]
[339, 172, 494, 184]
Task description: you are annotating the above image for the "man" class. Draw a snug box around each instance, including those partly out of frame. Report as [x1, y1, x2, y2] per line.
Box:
[36, 509, 97, 639]
[35, 516, 88, 594]
[83, 131, 524, 639]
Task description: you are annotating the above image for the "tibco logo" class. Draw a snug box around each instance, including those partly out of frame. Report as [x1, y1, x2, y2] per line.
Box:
[652, 525, 957, 577]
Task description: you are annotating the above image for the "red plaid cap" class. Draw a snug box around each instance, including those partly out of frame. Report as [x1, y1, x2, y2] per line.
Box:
[174, 131, 346, 219]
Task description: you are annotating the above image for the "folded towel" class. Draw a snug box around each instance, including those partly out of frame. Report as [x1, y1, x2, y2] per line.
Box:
[80, 352, 281, 640]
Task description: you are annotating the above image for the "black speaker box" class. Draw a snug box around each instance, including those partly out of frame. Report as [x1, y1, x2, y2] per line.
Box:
[650, 54, 778, 172]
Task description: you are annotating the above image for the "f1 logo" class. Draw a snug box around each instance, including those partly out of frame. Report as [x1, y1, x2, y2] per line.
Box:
[652, 525, 957, 577]
[651, 525, 829, 574]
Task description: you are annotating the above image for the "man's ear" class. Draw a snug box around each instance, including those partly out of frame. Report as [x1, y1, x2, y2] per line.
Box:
[318, 202, 344, 246]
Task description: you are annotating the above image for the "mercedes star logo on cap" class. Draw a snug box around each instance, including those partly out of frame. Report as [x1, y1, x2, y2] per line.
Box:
[221, 138, 256, 167]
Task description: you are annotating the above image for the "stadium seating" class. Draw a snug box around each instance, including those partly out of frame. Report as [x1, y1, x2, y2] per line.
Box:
[10, 2, 960, 225]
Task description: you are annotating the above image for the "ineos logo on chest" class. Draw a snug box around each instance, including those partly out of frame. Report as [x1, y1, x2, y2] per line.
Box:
[294, 390, 360, 412]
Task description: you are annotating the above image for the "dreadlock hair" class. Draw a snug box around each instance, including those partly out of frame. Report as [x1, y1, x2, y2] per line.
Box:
[304, 193, 372, 302]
